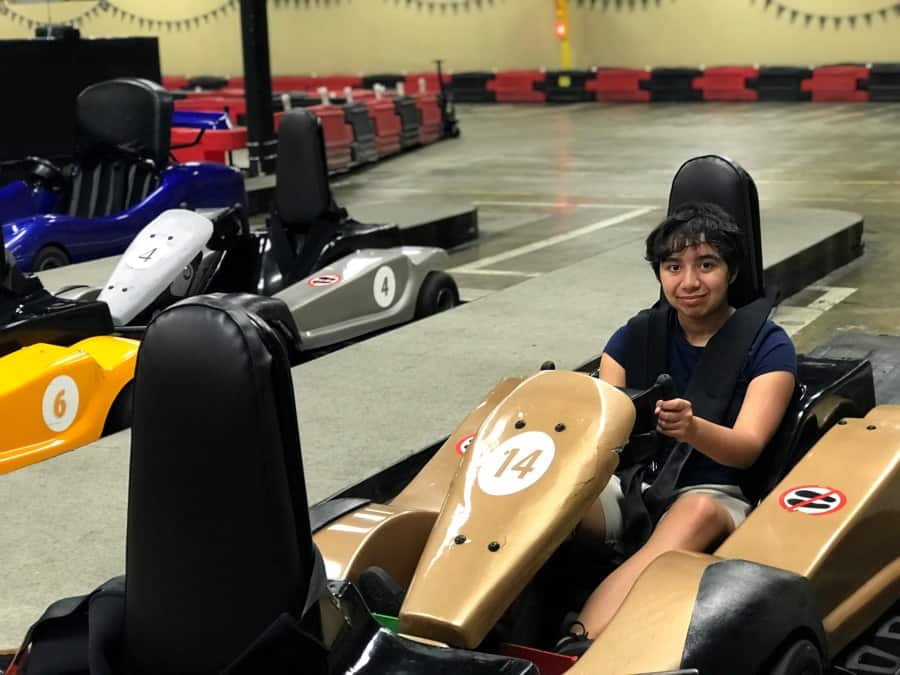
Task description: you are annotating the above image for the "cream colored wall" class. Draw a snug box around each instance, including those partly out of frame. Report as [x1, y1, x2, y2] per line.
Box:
[574, 0, 900, 68]
[0, 0, 560, 76]
[0, 0, 898, 76]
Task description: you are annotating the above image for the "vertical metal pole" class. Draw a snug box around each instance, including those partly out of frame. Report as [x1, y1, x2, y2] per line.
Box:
[239, 0, 276, 176]
[556, 0, 572, 70]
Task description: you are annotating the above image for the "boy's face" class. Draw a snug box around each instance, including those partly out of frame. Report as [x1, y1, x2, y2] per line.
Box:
[659, 241, 732, 319]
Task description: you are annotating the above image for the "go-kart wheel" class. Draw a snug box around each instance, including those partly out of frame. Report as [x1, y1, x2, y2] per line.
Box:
[415, 271, 459, 318]
[32, 245, 70, 271]
[769, 639, 824, 675]
[103, 382, 134, 436]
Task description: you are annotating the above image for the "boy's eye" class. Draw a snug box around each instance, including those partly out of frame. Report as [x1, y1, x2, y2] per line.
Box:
[700, 260, 719, 271]
[665, 263, 680, 273]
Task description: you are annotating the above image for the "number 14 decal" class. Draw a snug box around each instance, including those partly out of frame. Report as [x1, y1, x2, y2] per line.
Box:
[477, 431, 556, 496]
[494, 447, 543, 480]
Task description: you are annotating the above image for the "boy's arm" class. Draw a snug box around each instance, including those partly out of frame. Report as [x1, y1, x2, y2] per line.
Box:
[656, 370, 796, 468]
[598, 353, 626, 387]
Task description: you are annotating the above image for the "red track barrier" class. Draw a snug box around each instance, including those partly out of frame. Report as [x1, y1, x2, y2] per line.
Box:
[170, 127, 248, 164]
[486, 70, 547, 103]
[693, 66, 759, 101]
[589, 69, 651, 102]
[802, 65, 869, 102]
[162, 75, 190, 90]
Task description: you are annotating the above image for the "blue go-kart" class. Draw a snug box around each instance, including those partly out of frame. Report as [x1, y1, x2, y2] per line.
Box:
[0, 78, 245, 272]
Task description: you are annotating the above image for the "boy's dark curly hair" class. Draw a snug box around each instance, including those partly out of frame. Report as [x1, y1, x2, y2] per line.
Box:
[645, 201, 745, 280]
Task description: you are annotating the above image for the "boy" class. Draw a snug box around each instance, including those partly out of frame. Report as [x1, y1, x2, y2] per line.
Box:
[559, 202, 796, 654]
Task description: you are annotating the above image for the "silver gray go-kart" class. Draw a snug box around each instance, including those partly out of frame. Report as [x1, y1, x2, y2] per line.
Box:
[42, 108, 459, 354]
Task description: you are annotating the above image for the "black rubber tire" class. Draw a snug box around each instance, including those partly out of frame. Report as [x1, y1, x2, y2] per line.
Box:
[414, 271, 459, 318]
[770, 639, 824, 675]
[32, 245, 70, 271]
[102, 382, 134, 436]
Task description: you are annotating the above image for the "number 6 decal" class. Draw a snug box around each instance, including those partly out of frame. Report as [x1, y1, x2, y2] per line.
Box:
[42, 375, 80, 432]
[477, 431, 556, 496]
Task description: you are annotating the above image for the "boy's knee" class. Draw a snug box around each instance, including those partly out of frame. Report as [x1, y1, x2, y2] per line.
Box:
[673, 493, 732, 535]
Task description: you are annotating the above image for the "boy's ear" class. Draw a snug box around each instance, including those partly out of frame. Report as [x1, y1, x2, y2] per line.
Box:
[729, 266, 739, 284]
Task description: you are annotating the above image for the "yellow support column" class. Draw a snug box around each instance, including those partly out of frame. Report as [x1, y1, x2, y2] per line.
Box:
[555, 0, 572, 85]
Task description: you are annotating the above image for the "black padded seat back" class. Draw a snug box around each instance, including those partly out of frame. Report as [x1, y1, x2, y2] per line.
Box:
[275, 109, 334, 229]
[62, 78, 170, 218]
[125, 293, 314, 675]
[667, 155, 764, 308]
[65, 157, 159, 218]
[76, 78, 173, 168]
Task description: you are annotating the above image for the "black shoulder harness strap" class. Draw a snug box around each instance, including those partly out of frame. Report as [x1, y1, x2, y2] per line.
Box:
[618, 296, 773, 553]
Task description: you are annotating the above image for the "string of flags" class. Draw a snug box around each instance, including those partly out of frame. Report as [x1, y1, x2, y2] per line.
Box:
[575, 0, 671, 9]
[0, 0, 102, 30]
[381, 0, 496, 11]
[751, 0, 900, 29]
[0, 0, 354, 32]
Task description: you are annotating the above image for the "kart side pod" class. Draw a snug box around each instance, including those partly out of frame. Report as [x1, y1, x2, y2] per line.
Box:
[398, 371, 636, 648]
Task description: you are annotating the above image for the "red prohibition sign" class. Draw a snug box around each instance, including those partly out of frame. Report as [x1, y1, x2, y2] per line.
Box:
[307, 273, 342, 288]
[456, 434, 475, 456]
[778, 484, 847, 516]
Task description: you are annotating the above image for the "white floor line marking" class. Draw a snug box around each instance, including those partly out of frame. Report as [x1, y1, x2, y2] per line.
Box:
[451, 269, 540, 277]
[774, 286, 857, 337]
[450, 206, 656, 272]
[474, 200, 652, 210]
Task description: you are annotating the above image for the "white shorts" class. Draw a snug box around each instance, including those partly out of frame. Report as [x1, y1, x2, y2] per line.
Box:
[598, 474, 752, 546]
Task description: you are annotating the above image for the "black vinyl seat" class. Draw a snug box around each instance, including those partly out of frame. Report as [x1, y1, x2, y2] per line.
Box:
[60, 78, 172, 219]
[667, 154, 765, 308]
[125, 294, 320, 675]
[265, 110, 400, 293]
[0, 223, 113, 356]
[666, 155, 875, 503]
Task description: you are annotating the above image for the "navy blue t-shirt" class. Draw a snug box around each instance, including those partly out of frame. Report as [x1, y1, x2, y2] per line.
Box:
[604, 314, 797, 487]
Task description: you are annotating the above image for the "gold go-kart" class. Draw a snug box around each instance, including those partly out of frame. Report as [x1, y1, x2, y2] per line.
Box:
[7, 293, 895, 675]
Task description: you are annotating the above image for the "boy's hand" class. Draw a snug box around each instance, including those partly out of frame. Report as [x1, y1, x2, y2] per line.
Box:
[655, 398, 695, 442]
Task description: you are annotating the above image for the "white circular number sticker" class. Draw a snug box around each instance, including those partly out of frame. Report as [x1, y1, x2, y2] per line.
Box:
[42, 375, 80, 432]
[373, 265, 397, 308]
[477, 431, 556, 496]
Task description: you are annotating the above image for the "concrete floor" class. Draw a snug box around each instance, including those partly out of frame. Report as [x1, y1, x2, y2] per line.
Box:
[4, 101, 899, 649]
[336, 101, 900, 352]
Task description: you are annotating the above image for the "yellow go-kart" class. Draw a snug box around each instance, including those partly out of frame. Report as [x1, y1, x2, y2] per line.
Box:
[0, 209, 216, 473]
[0, 337, 137, 473]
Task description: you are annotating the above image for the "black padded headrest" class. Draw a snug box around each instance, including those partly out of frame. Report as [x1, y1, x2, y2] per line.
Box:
[275, 109, 333, 227]
[125, 293, 313, 675]
[76, 78, 173, 168]
[667, 155, 764, 308]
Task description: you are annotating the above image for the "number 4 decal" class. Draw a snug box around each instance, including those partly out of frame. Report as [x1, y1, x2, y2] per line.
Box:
[138, 247, 157, 263]
[373, 266, 397, 309]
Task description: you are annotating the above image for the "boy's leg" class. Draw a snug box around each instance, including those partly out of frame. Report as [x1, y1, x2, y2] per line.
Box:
[576, 492, 735, 638]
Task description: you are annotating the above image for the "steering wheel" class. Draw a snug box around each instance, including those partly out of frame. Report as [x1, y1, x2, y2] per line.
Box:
[617, 374, 677, 469]
[25, 156, 64, 191]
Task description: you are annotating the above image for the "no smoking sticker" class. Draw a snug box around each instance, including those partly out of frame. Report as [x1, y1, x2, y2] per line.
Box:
[779, 485, 847, 516]
[308, 273, 342, 288]
[455, 434, 475, 456]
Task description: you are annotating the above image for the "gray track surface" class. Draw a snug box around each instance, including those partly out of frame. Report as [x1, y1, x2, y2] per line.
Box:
[2, 204, 859, 648]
